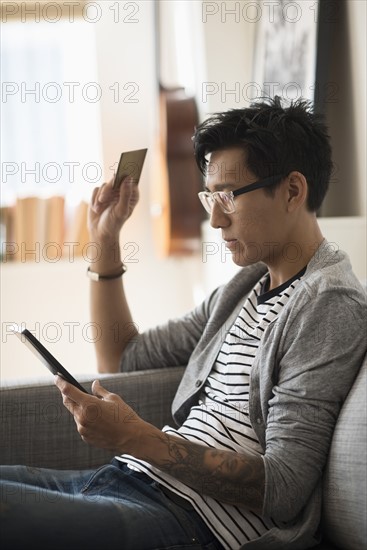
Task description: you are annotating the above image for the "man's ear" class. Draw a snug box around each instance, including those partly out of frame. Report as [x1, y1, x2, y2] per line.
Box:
[286, 171, 308, 211]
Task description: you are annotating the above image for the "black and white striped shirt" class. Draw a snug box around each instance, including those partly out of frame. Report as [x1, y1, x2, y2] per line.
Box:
[118, 269, 305, 549]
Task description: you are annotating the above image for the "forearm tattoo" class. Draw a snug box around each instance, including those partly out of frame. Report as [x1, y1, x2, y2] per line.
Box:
[148, 432, 264, 512]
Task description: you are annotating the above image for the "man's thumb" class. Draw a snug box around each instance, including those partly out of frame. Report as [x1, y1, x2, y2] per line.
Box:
[91, 379, 110, 399]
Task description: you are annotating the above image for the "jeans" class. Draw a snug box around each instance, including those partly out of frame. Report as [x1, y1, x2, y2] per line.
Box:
[0, 459, 223, 549]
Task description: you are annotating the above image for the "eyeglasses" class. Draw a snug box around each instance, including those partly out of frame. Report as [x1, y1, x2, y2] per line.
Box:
[198, 174, 284, 214]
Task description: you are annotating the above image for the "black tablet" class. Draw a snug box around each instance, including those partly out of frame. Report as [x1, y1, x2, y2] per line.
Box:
[11, 324, 90, 394]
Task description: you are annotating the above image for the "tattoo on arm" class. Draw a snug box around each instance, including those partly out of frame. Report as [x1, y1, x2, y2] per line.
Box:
[146, 432, 265, 513]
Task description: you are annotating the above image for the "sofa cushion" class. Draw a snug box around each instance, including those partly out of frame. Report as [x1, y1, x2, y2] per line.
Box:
[322, 355, 367, 549]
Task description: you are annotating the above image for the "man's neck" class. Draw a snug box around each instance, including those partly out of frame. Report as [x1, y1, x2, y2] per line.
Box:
[266, 224, 324, 291]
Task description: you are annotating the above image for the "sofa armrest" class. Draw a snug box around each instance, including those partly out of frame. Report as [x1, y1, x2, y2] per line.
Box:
[0, 367, 184, 470]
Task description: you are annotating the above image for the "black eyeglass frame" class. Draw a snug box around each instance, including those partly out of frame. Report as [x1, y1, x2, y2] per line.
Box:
[231, 173, 284, 198]
[198, 173, 285, 214]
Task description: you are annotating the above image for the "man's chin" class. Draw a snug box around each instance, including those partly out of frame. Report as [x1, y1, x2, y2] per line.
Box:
[229, 244, 262, 267]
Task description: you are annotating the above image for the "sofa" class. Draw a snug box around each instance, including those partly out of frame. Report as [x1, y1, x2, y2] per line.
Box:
[1, 356, 366, 550]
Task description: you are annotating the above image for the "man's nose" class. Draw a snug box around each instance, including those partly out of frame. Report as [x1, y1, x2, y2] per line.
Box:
[209, 201, 230, 229]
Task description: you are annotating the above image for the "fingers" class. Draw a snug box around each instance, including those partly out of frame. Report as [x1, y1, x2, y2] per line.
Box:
[98, 178, 120, 204]
[91, 379, 111, 400]
[55, 376, 99, 423]
[90, 183, 118, 214]
[54, 375, 88, 405]
[90, 176, 134, 215]
[117, 176, 134, 213]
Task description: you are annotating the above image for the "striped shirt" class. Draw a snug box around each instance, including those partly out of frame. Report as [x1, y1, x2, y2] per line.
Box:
[117, 268, 305, 549]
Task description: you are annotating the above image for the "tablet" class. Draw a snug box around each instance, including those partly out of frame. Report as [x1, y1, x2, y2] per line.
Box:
[11, 324, 90, 394]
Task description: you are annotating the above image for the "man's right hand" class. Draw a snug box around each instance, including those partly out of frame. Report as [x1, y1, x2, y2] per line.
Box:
[88, 175, 139, 242]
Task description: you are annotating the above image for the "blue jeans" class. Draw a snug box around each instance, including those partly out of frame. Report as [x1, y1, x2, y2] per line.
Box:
[0, 459, 223, 549]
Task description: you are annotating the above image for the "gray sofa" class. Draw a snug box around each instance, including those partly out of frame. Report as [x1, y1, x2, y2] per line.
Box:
[1, 358, 366, 550]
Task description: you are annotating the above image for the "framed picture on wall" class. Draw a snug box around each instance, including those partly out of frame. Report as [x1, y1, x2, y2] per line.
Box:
[252, 0, 320, 102]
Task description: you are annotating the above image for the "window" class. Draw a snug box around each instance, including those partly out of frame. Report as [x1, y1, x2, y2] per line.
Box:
[1, 16, 103, 261]
[1, 18, 103, 204]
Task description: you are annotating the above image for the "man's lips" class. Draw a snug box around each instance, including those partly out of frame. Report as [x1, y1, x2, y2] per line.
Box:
[223, 238, 238, 250]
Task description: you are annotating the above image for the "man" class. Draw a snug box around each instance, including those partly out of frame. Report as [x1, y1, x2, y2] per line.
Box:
[1, 97, 366, 549]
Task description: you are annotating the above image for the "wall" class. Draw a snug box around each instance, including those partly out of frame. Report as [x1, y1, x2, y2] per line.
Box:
[199, 2, 256, 116]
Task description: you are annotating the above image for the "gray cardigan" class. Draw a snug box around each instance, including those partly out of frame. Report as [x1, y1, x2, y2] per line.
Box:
[122, 240, 367, 549]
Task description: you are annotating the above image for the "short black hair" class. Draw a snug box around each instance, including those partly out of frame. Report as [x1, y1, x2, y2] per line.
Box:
[193, 96, 333, 212]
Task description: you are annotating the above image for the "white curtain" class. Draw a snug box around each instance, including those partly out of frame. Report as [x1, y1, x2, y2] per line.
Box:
[1, 19, 103, 206]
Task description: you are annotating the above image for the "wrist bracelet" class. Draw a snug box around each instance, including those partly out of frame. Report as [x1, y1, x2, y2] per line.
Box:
[87, 264, 127, 282]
